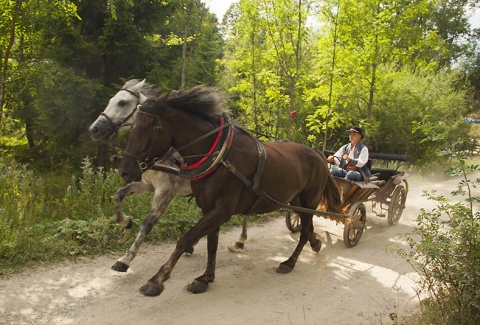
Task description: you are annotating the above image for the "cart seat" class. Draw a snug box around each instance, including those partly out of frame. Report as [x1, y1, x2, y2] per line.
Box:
[369, 168, 399, 181]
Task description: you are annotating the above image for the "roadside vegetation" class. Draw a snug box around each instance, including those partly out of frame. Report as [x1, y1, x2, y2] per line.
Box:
[396, 152, 479, 325]
[0, 157, 270, 275]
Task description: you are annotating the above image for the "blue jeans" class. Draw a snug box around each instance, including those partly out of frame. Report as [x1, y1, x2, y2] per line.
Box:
[330, 168, 363, 181]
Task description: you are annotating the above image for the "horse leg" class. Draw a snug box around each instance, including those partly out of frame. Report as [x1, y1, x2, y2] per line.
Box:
[139, 209, 229, 297]
[187, 228, 219, 293]
[276, 213, 314, 274]
[112, 187, 175, 272]
[309, 231, 322, 252]
[113, 181, 154, 228]
[227, 215, 248, 252]
[308, 218, 322, 252]
[139, 230, 202, 296]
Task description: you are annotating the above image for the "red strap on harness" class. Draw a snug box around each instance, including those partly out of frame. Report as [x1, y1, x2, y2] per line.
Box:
[181, 116, 225, 171]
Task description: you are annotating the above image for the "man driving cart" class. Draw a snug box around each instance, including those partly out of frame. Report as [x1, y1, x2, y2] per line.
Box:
[327, 126, 371, 181]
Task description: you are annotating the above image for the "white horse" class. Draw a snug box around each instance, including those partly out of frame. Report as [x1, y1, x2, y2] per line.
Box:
[89, 79, 248, 272]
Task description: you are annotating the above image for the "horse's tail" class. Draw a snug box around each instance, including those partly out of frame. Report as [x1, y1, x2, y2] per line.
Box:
[321, 172, 343, 214]
[312, 147, 343, 215]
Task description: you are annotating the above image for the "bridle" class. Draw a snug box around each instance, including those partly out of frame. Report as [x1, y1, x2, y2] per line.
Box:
[122, 109, 234, 178]
[122, 109, 172, 170]
[100, 88, 141, 135]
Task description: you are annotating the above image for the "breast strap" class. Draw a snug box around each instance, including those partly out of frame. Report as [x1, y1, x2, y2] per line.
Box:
[178, 114, 234, 181]
[221, 127, 267, 214]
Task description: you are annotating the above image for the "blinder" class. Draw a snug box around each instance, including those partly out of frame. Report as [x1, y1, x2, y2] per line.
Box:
[122, 109, 172, 172]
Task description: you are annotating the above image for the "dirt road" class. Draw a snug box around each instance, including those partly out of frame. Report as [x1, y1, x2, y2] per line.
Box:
[0, 173, 466, 325]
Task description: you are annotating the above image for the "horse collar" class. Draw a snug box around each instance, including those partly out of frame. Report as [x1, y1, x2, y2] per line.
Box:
[178, 114, 234, 181]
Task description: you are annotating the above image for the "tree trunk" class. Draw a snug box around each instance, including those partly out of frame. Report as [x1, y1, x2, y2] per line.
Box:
[180, 24, 188, 90]
[367, 60, 376, 119]
[25, 119, 35, 149]
[0, 0, 24, 125]
[323, 0, 341, 150]
[251, 25, 258, 133]
[287, 0, 303, 141]
[367, 8, 380, 120]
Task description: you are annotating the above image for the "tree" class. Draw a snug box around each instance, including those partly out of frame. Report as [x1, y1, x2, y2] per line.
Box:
[0, 0, 78, 124]
[1, 0, 224, 168]
[371, 65, 469, 163]
[221, 0, 315, 141]
[305, 0, 475, 155]
[0, 0, 23, 124]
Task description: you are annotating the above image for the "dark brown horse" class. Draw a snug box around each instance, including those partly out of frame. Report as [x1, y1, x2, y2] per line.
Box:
[118, 86, 342, 297]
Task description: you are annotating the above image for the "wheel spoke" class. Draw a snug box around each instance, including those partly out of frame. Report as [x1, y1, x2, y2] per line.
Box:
[388, 186, 406, 225]
[285, 211, 301, 233]
[343, 203, 366, 248]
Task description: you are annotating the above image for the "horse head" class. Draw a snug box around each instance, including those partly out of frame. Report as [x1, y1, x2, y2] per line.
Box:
[88, 79, 147, 141]
[118, 85, 226, 183]
[119, 95, 174, 183]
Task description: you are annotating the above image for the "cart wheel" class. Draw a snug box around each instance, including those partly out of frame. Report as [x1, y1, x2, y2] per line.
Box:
[388, 185, 407, 225]
[343, 202, 366, 248]
[285, 210, 301, 233]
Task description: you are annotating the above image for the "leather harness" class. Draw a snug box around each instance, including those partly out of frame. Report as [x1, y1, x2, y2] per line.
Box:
[138, 113, 345, 219]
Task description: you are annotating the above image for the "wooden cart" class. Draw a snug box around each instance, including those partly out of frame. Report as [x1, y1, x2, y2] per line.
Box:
[285, 153, 412, 248]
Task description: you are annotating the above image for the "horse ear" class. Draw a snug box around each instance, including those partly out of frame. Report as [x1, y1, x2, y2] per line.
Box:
[132, 79, 146, 93]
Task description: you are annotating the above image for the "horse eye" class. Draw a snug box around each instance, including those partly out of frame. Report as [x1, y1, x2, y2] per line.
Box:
[118, 100, 127, 107]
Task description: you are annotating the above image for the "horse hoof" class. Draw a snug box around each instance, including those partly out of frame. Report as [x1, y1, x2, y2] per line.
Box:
[187, 280, 209, 294]
[111, 261, 129, 272]
[227, 242, 244, 253]
[125, 219, 133, 229]
[185, 246, 194, 255]
[140, 283, 164, 297]
[311, 240, 322, 252]
[276, 264, 294, 274]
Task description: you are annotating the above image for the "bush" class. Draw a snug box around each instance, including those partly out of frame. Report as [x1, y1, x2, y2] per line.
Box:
[0, 157, 202, 274]
[396, 152, 480, 324]
[0, 156, 259, 275]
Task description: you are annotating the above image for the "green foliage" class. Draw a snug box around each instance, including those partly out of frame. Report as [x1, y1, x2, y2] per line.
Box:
[0, 157, 202, 274]
[0, 155, 279, 275]
[297, 0, 477, 154]
[62, 157, 121, 221]
[396, 153, 480, 324]
[0, 160, 47, 226]
[1, 0, 224, 170]
[221, 0, 316, 140]
[370, 66, 469, 164]
[2, 0, 478, 167]
[0, 158, 117, 271]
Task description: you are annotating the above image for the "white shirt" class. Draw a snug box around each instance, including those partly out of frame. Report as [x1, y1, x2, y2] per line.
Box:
[331, 143, 369, 168]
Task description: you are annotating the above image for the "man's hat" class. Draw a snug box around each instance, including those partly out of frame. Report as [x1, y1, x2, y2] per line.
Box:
[348, 126, 364, 138]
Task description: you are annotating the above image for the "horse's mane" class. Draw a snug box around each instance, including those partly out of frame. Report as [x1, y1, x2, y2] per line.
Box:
[141, 85, 226, 118]
[123, 79, 160, 98]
